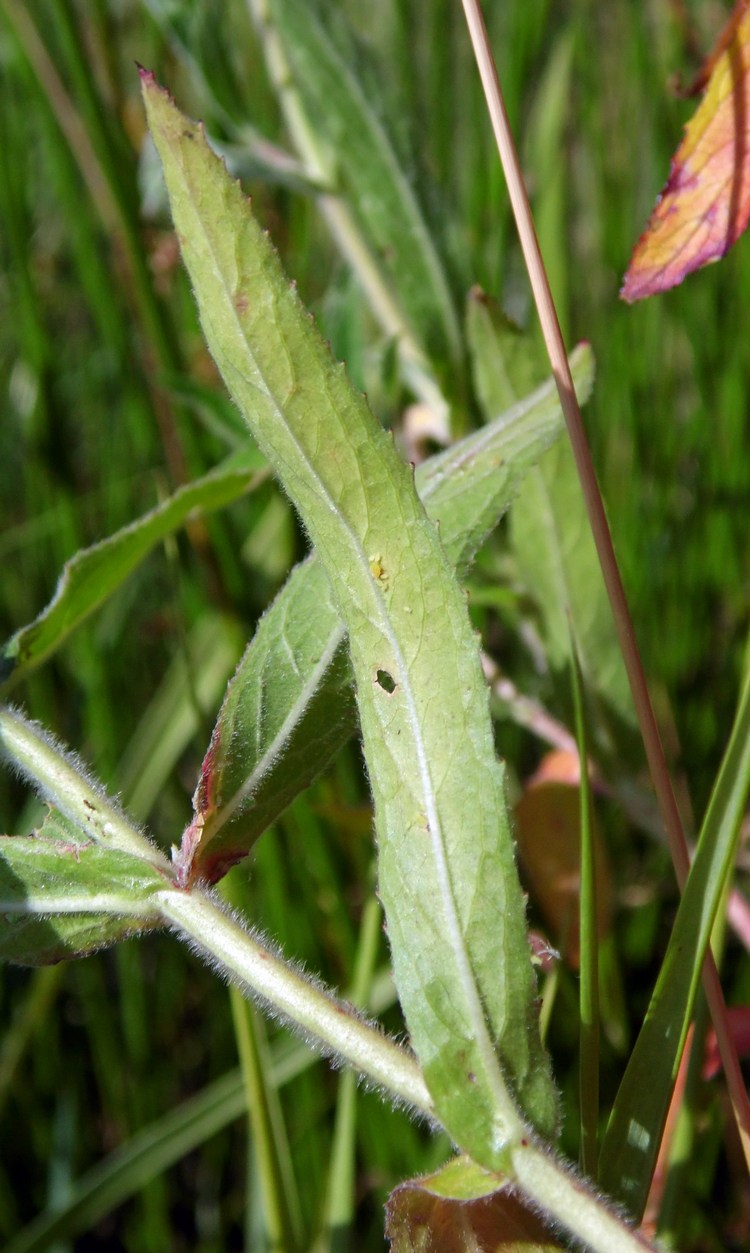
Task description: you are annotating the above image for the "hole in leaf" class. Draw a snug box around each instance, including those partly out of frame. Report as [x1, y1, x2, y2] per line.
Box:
[376, 669, 396, 694]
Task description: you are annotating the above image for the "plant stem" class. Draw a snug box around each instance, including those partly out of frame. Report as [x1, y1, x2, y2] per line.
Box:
[460, 0, 750, 1172]
[155, 886, 434, 1117]
[511, 1141, 656, 1253]
[0, 700, 658, 1248]
[572, 638, 600, 1180]
[158, 884, 657, 1251]
[0, 706, 165, 865]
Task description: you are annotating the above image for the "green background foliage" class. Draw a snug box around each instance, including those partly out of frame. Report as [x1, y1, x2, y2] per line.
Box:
[1, 1, 749, 1249]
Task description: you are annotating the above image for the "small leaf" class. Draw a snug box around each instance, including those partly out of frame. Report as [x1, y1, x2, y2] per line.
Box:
[386, 1157, 563, 1253]
[0, 705, 168, 863]
[622, 0, 750, 301]
[0, 811, 167, 965]
[0, 447, 265, 691]
[179, 557, 356, 885]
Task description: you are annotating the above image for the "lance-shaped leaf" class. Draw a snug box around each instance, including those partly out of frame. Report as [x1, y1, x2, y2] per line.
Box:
[0, 446, 266, 692]
[0, 811, 167, 965]
[622, 0, 750, 301]
[180, 346, 594, 886]
[143, 75, 558, 1153]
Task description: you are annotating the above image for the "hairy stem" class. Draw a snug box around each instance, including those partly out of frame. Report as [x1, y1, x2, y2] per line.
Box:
[158, 888, 656, 1252]
[0, 706, 164, 865]
[156, 886, 434, 1117]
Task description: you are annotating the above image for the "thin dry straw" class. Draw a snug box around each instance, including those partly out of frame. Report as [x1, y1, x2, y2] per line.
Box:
[459, 0, 750, 1174]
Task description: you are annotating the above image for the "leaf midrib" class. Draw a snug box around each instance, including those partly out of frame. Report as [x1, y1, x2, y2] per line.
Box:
[173, 132, 513, 1118]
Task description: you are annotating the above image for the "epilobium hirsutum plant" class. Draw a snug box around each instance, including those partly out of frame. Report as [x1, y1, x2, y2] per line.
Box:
[2, 2, 749, 1250]
[0, 69, 643, 1253]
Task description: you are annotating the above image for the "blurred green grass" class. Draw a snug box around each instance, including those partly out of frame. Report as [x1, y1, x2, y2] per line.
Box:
[0, 1, 748, 1249]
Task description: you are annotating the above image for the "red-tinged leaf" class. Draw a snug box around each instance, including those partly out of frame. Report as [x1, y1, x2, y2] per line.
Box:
[386, 1158, 563, 1253]
[622, 0, 750, 301]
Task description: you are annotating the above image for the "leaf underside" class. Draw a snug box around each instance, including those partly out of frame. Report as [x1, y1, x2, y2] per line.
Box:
[182, 347, 594, 886]
[0, 811, 166, 965]
[143, 73, 558, 1158]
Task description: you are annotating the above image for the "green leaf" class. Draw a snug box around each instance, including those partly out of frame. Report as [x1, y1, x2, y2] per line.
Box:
[418, 342, 593, 576]
[0, 810, 167, 965]
[0, 446, 266, 691]
[467, 294, 630, 735]
[264, 0, 461, 372]
[598, 664, 750, 1217]
[0, 705, 170, 863]
[180, 556, 356, 884]
[511, 440, 633, 733]
[466, 288, 546, 420]
[180, 345, 593, 885]
[143, 74, 557, 1154]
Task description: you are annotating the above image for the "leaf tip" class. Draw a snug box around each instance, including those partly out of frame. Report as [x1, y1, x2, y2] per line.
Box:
[467, 283, 489, 307]
[618, 273, 643, 305]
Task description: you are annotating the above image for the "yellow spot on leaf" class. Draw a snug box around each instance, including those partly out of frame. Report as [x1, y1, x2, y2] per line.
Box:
[369, 554, 388, 585]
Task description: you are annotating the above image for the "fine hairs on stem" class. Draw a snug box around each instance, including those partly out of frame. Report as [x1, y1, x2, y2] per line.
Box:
[155, 886, 435, 1120]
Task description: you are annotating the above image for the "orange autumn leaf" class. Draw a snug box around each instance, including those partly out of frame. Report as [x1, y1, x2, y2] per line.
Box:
[622, 0, 750, 301]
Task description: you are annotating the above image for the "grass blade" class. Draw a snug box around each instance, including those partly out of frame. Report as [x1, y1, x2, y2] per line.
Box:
[599, 663, 750, 1216]
[250, 0, 458, 422]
